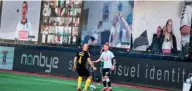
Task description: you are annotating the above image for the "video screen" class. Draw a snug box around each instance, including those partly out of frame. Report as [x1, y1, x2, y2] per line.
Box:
[0, 1, 41, 41]
[40, 0, 82, 45]
[81, 1, 134, 50]
[132, 1, 191, 56]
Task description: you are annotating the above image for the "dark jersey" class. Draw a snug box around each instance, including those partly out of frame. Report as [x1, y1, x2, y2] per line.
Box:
[76, 51, 90, 68]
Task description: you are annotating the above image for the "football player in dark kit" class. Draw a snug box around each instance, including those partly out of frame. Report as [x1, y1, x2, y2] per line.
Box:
[73, 44, 97, 91]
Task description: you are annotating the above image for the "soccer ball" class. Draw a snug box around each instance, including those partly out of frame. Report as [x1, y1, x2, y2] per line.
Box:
[89, 84, 96, 90]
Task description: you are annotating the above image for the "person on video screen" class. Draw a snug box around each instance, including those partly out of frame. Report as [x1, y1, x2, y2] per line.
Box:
[88, 21, 103, 45]
[109, 14, 132, 48]
[149, 26, 164, 54]
[118, 12, 132, 48]
[180, 2, 192, 56]
[109, 15, 120, 47]
[162, 19, 177, 55]
[15, 1, 32, 41]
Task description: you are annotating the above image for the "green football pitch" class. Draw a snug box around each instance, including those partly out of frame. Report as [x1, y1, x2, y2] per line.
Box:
[0, 72, 144, 91]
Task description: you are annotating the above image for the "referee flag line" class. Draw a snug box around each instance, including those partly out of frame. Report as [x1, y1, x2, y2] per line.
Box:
[0, 74, 127, 91]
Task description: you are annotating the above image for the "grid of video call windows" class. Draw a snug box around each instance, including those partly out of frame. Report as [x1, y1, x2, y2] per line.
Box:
[40, 0, 81, 45]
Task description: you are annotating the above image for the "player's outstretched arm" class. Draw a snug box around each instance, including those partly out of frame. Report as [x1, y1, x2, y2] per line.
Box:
[93, 58, 101, 63]
[87, 58, 97, 71]
[73, 57, 77, 71]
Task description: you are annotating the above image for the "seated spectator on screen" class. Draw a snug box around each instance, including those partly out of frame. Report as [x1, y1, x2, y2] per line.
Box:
[149, 26, 163, 54]
[162, 19, 177, 55]
[88, 21, 103, 45]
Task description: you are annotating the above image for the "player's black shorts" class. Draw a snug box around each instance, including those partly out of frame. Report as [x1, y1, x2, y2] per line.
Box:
[102, 68, 112, 77]
[76, 67, 90, 77]
[90, 36, 96, 41]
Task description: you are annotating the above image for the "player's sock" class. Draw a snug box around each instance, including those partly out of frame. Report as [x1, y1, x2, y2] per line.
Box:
[84, 77, 92, 90]
[106, 78, 111, 87]
[77, 76, 83, 88]
[102, 78, 107, 87]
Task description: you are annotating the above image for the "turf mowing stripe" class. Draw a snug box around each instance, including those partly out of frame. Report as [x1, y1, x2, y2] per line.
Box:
[0, 74, 108, 90]
[0, 86, 36, 91]
[1, 74, 141, 91]
[0, 71, 168, 91]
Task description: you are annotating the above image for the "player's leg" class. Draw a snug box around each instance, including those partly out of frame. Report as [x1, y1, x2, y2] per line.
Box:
[105, 76, 112, 91]
[83, 76, 92, 91]
[102, 76, 108, 91]
[83, 68, 92, 91]
[105, 69, 112, 91]
[76, 68, 83, 91]
[101, 69, 108, 91]
[77, 76, 83, 90]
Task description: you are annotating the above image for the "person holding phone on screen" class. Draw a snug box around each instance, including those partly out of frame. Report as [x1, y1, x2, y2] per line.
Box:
[88, 21, 103, 45]
[15, 1, 32, 41]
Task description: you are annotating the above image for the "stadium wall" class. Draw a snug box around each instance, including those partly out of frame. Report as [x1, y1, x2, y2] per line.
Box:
[1, 44, 189, 90]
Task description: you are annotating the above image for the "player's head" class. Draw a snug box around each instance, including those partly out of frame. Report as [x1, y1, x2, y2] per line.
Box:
[22, 1, 28, 19]
[103, 43, 109, 51]
[82, 44, 89, 51]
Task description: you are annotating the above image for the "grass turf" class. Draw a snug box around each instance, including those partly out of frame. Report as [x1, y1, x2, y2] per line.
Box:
[0, 72, 144, 91]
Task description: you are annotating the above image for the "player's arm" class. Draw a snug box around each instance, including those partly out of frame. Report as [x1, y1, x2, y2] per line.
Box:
[73, 53, 78, 71]
[73, 56, 77, 71]
[93, 58, 101, 63]
[112, 57, 116, 66]
[87, 58, 96, 70]
[86, 52, 96, 70]
[111, 57, 116, 71]
[111, 52, 116, 70]
[93, 52, 103, 63]
[73, 56, 77, 66]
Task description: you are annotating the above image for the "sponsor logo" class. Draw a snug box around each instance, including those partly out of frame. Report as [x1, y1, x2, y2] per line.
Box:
[20, 52, 59, 73]
[19, 30, 29, 40]
[113, 64, 192, 83]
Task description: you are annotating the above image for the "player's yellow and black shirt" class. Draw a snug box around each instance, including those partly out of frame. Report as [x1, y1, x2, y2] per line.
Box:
[75, 51, 90, 77]
[76, 51, 90, 68]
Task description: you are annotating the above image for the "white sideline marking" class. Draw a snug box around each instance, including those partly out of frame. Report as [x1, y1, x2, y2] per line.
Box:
[0, 75, 125, 91]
